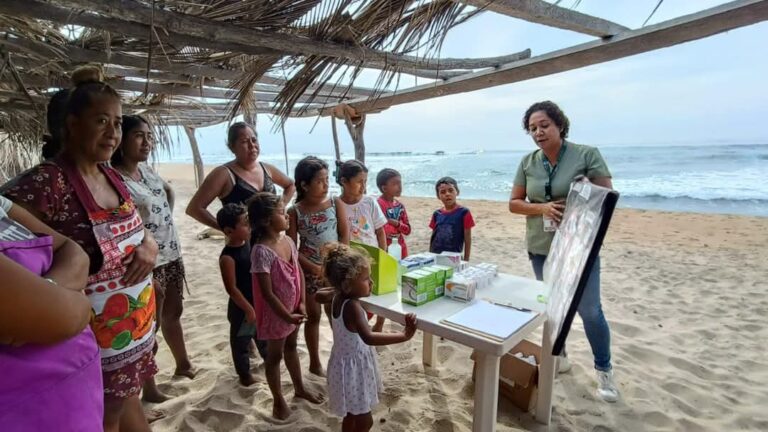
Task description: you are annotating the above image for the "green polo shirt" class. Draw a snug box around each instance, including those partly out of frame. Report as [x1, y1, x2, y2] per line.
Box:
[513, 142, 611, 255]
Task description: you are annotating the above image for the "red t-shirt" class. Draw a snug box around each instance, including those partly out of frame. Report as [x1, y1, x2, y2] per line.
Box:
[377, 197, 411, 257]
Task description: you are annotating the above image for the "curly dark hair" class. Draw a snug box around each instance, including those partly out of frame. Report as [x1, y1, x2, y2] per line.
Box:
[376, 168, 400, 192]
[522, 101, 570, 139]
[435, 176, 459, 196]
[247, 192, 282, 241]
[294, 156, 329, 203]
[216, 203, 247, 230]
[321, 243, 371, 295]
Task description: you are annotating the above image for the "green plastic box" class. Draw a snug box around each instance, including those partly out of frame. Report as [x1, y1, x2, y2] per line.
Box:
[351, 241, 399, 295]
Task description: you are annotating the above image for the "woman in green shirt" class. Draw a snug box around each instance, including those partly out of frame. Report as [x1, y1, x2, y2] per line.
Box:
[508, 101, 619, 403]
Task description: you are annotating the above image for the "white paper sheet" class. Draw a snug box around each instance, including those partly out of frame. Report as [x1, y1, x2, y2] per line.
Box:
[442, 300, 537, 341]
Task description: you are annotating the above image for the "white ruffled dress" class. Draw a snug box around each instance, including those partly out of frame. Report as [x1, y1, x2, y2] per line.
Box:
[327, 298, 383, 416]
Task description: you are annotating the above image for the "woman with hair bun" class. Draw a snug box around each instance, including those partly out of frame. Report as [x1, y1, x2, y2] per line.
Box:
[2, 66, 160, 431]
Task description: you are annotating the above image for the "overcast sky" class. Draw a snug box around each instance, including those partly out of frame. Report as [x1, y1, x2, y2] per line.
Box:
[172, 1, 768, 160]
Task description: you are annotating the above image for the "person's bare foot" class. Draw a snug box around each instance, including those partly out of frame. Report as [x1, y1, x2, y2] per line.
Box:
[272, 398, 291, 420]
[142, 388, 171, 404]
[309, 365, 326, 377]
[173, 362, 197, 379]
[239, 373, 257, 387]
[145, 409, 166, 423]
[295, 388, 324, 404]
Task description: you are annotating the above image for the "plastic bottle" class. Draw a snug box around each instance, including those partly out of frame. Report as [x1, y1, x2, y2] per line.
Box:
[388, 237, 403, 287]
[388, 237, 402, 261]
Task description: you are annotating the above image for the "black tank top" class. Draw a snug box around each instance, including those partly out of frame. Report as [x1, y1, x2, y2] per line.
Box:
[220, 162, 276, 206]
[220, 243, 253, 320]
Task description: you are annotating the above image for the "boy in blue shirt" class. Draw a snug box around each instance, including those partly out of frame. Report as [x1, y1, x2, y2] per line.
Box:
[429, 177, 475, 261]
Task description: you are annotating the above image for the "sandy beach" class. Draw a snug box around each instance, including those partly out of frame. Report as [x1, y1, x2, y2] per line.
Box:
[147, 163, 768, 432]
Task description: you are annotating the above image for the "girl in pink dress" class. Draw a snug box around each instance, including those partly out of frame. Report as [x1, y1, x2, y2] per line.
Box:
[248, 192, 324, 420]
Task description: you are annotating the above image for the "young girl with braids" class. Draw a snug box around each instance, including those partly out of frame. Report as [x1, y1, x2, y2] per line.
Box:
[248, 192, 323, 419]
[287, 156, 349, 377]
[323, 243, 417, 432]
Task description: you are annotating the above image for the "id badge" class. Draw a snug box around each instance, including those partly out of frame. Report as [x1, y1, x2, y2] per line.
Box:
[543, 216, 557, 232]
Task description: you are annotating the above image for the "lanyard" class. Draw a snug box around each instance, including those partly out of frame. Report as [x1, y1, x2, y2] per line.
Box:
[542, 143, 566, 201]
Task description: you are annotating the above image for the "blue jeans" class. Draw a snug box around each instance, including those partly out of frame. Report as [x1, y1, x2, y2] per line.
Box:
[529, 253, 612, 371]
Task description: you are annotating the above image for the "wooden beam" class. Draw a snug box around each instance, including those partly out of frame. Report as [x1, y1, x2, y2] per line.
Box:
[456, 0, 629, 37]
[16, 72, 347, 104]
[40, 0, 530, 71]
[12, 60, 378, 99]
[320, 0, 768, 115]
[0, 36, 381, 98]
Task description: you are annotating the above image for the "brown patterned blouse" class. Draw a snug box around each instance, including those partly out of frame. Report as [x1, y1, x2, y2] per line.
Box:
[1, 162, 107, 274]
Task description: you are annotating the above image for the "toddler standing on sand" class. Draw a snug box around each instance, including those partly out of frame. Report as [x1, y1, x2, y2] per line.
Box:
[323, 243, 417, 432]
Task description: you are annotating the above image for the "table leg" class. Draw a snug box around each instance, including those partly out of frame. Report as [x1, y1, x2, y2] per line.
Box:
[535, 320, 555, 425]
[422, 331, 438, 367]
[473, 351, 500, 432]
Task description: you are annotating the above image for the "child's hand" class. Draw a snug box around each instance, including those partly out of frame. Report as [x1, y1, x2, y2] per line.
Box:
[289, 313, 306, 325]
[388, 218, 400, 227]
[312, 263, 323, 277]
[245, 307, 257, 324]
[403, 313, 417, 340]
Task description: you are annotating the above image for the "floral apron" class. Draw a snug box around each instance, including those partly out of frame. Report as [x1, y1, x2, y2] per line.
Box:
[62, 161, 157, 399]
[0, 211, 103, 431]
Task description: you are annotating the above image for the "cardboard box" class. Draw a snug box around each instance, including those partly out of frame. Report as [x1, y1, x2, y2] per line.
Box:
[471, 340, 541, 412]
[445, 275, 476, 301]
[401, 269, 438, 306]
[351, 241, 398, 295]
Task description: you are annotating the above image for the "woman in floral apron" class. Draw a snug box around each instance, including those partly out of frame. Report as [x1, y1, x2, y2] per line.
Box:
[2, 73, 159, 432]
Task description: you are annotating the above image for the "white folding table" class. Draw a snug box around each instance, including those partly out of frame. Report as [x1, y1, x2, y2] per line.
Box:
[361, 273, 556, 432]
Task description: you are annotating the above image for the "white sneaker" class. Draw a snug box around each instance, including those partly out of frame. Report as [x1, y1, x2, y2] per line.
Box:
[557, 355, 572, 374]
[596, 370, 620, 403]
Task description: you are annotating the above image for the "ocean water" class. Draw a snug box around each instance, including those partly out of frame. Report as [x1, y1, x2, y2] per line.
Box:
[159, 143, 768, 217]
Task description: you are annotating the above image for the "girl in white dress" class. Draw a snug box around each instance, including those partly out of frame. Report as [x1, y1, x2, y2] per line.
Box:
[322, 243, 417, 431]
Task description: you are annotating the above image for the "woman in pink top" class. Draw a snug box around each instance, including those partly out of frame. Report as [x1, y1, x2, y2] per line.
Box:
[248, 193, 324, 420]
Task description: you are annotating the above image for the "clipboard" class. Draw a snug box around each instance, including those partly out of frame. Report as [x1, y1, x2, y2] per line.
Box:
[440, 300, 538, 342]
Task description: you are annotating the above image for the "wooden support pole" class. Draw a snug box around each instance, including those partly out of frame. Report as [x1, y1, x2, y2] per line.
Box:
[342, 111, 367, 164]
[184, 126, 205, 188]
[331, 116, 341, 162]
[281, 124, 290, 176]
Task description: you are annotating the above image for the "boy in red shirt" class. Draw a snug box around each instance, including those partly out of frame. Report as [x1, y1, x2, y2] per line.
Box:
[376, 168, 411, 257]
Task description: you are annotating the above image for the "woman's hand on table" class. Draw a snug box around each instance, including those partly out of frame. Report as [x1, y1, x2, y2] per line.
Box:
[122, 233, 159, 285]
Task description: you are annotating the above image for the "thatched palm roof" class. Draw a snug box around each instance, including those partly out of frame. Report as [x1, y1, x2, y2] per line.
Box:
[1, 0, 767, 178]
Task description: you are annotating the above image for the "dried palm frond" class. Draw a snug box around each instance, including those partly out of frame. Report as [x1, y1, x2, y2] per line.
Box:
[0, 0, 484, 174]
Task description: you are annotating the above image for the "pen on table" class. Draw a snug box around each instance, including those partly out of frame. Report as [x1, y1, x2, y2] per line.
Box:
[484, 298, 532, 313]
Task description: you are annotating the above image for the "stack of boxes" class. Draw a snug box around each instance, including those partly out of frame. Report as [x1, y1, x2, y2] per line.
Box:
[445, 263, 498, 302]
[401, 263, 454, 306]
[399, 251, 499, 306]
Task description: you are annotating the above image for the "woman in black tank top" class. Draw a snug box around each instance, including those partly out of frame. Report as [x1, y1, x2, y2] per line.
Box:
[186, 122, 295, 231]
